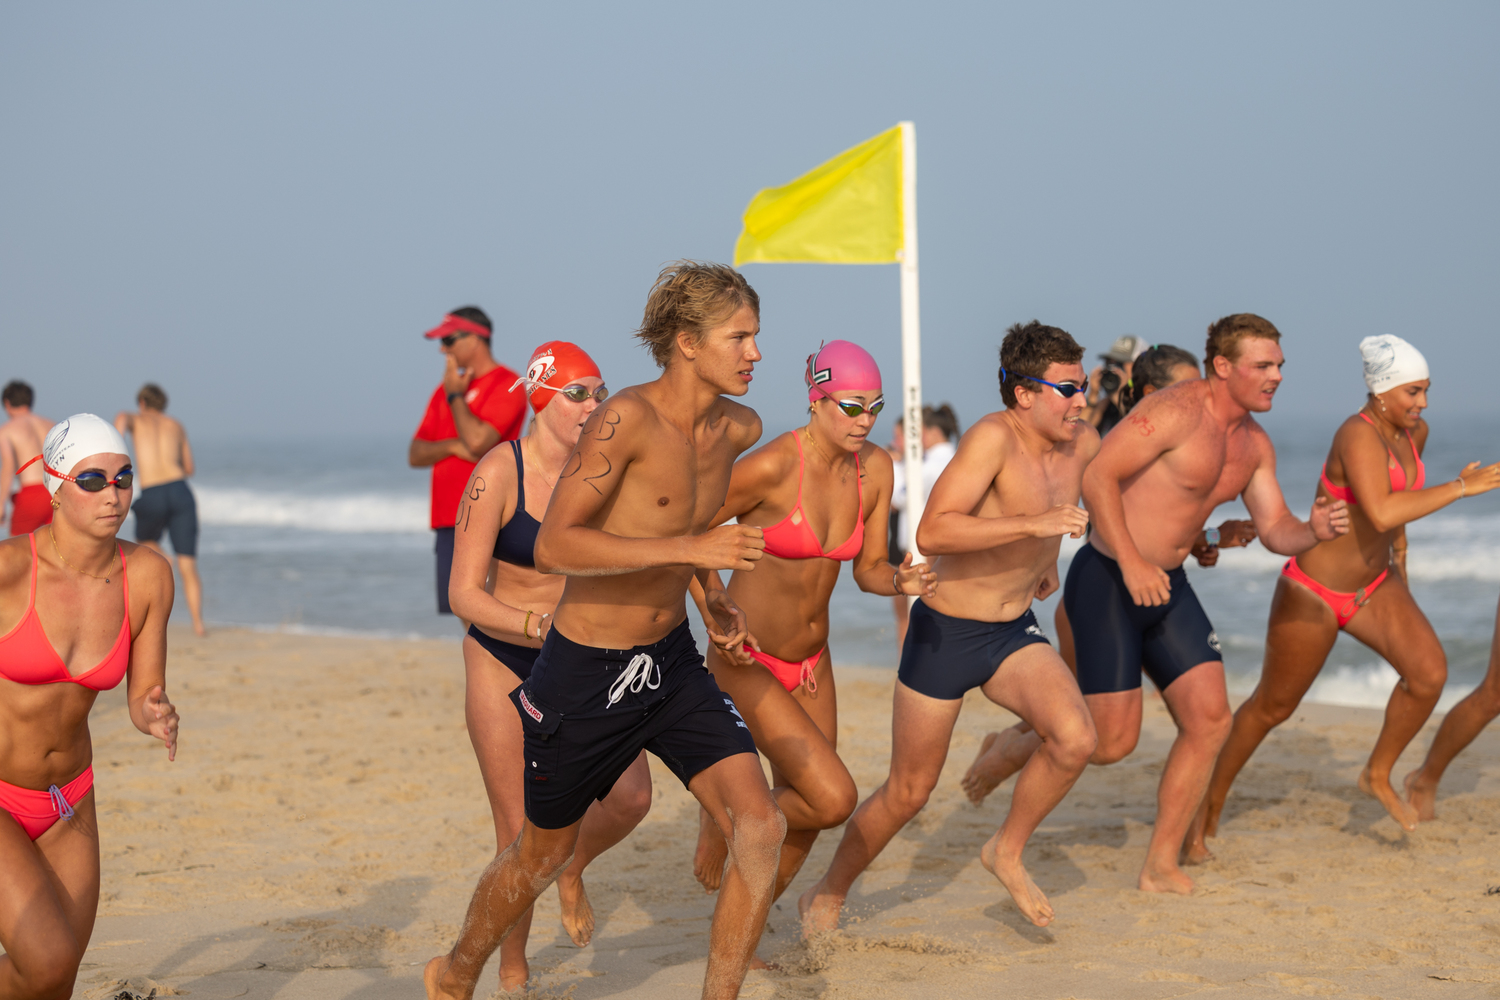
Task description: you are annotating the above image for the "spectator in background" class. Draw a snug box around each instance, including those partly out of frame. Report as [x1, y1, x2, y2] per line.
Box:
[889, 403, 960, 650]
[1, 381, 55, 536]
[407, 307, 525, 615]
[116, 383, 208, 636]
[1084, 335, 1148, 436]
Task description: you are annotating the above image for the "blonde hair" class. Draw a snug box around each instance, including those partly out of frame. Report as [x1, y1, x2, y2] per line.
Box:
[636, 260, 760, 369]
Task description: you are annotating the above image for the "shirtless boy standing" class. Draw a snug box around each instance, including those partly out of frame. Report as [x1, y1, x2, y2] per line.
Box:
[115, 384, 207, 636]
[426, 262, 784, 1000]
[0, 381, 55, 535]
[801, 321, 1100, 931]
[1072, 314, 1349, 893]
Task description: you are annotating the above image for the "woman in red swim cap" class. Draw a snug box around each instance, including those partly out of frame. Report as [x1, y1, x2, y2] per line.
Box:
[444, 342, 651, 992]
[689, 340, 934, 956]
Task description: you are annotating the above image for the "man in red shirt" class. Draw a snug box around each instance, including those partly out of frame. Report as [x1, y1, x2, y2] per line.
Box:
[409, 306, 526, 614]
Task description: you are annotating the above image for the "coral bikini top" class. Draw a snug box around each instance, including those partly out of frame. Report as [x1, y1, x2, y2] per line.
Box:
[0, 534, 132, 690]
[1319, 412, 1426, 505]
[761, 432, 865, 561]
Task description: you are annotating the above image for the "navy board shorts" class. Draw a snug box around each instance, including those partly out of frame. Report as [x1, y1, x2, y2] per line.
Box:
[511, 617, 758, 830]
[897, 598, 1053, 701]
[1063, 542, 1222, 696]
[132, 480, 199, 557]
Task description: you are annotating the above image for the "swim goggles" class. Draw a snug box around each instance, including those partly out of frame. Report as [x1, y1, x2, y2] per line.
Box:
[20, 456, 134, 492]
[812, 385, 885, 418]
[538, 383, 609, 404]
[1000, 367, 1089, 399]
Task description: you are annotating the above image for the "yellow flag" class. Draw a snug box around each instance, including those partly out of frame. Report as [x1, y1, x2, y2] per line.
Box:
[733, 125, 903, 266]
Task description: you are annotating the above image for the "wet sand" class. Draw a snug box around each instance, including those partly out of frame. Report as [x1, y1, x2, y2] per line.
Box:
[61, 628, 1500, 998]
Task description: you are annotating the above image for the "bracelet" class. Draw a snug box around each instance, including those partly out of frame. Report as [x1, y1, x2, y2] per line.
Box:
[893, 568, 904, 596]
[523, 610, 533, 638]
[536, 613, 550, 639]
[1456, 477, 1467, 499]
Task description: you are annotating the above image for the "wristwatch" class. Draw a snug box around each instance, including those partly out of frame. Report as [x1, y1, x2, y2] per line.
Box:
[446, 391, 464, 405]
[1203, 527, 1221, 547]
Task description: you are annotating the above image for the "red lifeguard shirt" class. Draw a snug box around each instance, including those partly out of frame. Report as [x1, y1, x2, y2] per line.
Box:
[414, 364, 525, 529]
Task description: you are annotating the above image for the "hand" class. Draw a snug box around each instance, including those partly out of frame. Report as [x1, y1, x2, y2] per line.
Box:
[1310, 495, 1350, 541]
[1085, 365, 1104, 404]
[1216, 519, 1257, 548]
[691, 523, 765, 571]
[1035, 567, 1060, 601]
[1030, 504, 1090, 540]
[442, 353, 474, 397]
[1191, 537, 1220, 567]
[448, 439, 480, 462]
[1457, 460, 1500, 498]
[1121, 556, 1171, 607]
[144, 685, 179, 761]
[704, 588, 759, 667]
[895, 553, 938, 598]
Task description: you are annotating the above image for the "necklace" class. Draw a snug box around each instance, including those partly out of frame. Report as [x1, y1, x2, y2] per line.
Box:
[804, 427, 851, 484]
[49, 526, 115, 584]
[525, 435, 560, 491]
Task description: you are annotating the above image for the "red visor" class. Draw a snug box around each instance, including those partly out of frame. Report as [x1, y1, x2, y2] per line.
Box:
[423, 314, 492, 340]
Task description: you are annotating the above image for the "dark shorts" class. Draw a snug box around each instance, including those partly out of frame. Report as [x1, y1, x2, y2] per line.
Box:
[467, 624, 539, 682]
[897, 599, 1052, 700]
[1063, 543, 1222, 696]
[434, 527, 455, 615]
[513, 618, 758, 830]
[132, 480, 198, 557]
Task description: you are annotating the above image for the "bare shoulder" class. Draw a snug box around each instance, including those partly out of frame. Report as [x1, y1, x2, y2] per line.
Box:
[120, 541, 174, 593]
[1237, 414, 1278, 461]
[739, 430, 799, 479]
[0, 535, 31, 589]
[961, 410, 1019, 455]
[1107, 380, 1206, 447]
[858, 440, 894, 487]
[470, 437, 518, 490]
[581, 387, 655, 445]
[713, 396, 763, 451]
[1412, 416, 1431, 451]
[1072, 420, 1102, 462]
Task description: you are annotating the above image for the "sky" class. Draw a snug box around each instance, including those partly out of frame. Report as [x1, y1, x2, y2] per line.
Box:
[3, 2, 1497, 448]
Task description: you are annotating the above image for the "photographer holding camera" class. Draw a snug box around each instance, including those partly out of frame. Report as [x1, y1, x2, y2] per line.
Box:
[1084, 334, 1148, 435]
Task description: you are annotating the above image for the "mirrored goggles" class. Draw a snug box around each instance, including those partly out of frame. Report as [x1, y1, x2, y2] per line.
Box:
[1031, 376, 1089, 399]
[543, 383, 609, 404]
[814, 386, 885, 417]
[64, 467, 135, 492]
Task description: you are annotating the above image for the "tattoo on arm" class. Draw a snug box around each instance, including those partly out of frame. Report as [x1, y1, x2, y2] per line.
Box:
[594, 409, 621, 441]
[582, 454, 613, 495]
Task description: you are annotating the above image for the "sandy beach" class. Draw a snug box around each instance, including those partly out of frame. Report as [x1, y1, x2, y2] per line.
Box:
[65, 627, 1500, 1000]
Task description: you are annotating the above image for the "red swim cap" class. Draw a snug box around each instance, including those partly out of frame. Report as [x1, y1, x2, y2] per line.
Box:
[510, 341, 602, 413]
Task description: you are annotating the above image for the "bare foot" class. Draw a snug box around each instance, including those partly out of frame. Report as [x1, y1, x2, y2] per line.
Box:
[1359, 766, 1418, 831]
[1180, 837, 1214, 867]
[693, 806, 728, 892]
[424, 955, 470, 1000]
[1403, 768, 1438, 822]
[797, 878, 843, 936]
[498, 958, 530, 995]
[961, 726, 1041, 806]
[978, 833, 1055, 926]
[193, 621, 208, 638]
[1138, 858, 1195, 895]
[556, 873, 595, 947]
[747, 955, 782, 971]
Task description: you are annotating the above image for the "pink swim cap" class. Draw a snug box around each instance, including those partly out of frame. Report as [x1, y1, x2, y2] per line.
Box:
[805, 340, 882, 402]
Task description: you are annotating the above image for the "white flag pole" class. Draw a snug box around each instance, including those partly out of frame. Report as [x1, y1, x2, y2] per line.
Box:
[898, 121, 925, 562]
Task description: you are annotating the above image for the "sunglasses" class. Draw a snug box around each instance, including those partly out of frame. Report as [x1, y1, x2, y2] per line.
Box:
[65, 468, 135, 492]
[1029, 376, 1089, 400]
[814, 385, 885, 417]
[542, 383, 609, 404]
[439, 331, 474, 348]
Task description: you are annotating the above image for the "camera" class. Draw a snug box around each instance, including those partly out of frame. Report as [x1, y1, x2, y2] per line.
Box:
[1098, 365, 1123, 395]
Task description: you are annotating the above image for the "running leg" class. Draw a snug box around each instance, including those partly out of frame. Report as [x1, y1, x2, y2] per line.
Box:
[1189, 575, 1337, 857]
[1344, 575, 1446, 831]
[799, 682, 962, 934]
[557, 752, 652, 946]
[0, 795, 101, 1000]
[977, 644, 1096, 926]
[1406, 593, 1500, 820]
[176, 555, 206, 637]
[687, 753, 786, 1000]
[1141, 662, 1231, 894]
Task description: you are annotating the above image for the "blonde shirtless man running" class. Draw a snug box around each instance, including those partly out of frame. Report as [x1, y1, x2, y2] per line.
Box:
[114, 384, 205, 636]
[1071, 313, 1349, 893]
[426, 261, 784, 1000]
[801, 321, 1100, 932]
[1, 381, 55, 536]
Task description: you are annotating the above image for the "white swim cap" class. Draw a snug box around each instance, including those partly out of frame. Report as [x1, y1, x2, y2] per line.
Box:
[40, 414, 130, 495]
[1360, 335, 1429, 396]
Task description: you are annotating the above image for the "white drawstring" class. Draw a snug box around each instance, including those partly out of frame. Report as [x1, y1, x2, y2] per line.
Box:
[48, 784, 75, 822]
[607, 653, 660, 708]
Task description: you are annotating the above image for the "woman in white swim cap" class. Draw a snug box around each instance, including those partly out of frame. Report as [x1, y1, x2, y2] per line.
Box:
[1194, 337, 1500, 845]
[0, 414, 179, 997]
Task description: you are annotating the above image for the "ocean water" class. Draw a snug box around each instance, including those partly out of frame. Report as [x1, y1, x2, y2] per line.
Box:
[162, 422, 1500, 711]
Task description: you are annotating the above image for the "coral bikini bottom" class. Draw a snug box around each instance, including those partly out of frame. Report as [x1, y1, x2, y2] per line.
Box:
[1282, 558, 1389, 629]
[0, 767, 93, 841]
[744, 645, 823, 694]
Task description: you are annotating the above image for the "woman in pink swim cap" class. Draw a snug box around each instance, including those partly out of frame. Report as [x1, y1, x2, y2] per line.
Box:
[689, 339, 935, 956]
